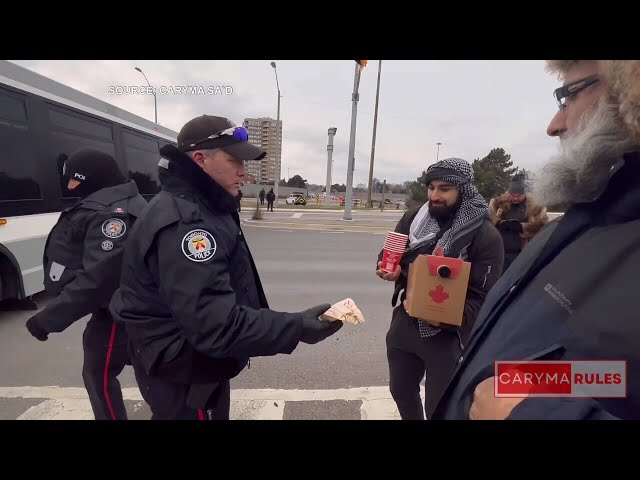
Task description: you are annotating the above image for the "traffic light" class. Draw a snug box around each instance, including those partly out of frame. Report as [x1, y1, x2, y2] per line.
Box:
[355, 60, 368, 70]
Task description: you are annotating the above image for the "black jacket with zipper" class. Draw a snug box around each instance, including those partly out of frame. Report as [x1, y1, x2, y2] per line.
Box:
[378, 207, 504, 346]
[109, 145, 304, 383]
[35, 180, 147, 333]
[432, 153, 640, 420]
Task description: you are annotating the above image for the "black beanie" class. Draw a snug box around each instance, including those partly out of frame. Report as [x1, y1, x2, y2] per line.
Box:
[63, 148, 126, 197]
[509, 176, 525, 195]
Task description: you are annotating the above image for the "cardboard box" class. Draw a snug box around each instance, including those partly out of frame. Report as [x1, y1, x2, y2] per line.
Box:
[405, 252, 471, 326]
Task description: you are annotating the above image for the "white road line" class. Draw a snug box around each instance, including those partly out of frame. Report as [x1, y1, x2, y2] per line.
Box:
[291, 213, 303, 219]
[21, 265, 43, 275]
[0, 386, 406, 420]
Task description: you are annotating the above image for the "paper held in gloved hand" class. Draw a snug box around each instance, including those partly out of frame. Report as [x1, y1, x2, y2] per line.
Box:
[321, 298, 366, 325]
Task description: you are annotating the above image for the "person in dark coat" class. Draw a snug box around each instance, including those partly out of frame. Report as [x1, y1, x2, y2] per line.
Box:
[266, 188, 275, 212]
[109, 115, 342, 420]
[259, 188, 266, 206]
[25, 148, 147, 420]
[236, 189, 243, 212]
[432, 60, 640, 420]
[376, 158, 504, 420]
[488, 174, 549, 273]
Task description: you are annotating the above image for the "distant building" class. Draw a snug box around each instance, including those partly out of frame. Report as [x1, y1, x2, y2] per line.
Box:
[242, 117, 282, 184]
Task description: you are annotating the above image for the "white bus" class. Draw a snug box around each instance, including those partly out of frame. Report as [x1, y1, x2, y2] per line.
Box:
[0, 60, 178, 307]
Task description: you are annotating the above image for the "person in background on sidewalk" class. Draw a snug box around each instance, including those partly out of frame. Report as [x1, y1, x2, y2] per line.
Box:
[266, 188, 275, 212]
[489, 174, 549, 273]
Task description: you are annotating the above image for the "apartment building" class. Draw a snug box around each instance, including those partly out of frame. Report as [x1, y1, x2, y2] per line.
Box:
[242, 117, 282, 184]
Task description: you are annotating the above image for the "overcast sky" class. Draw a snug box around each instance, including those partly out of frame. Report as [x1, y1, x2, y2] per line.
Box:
[9, 60, 562, 187]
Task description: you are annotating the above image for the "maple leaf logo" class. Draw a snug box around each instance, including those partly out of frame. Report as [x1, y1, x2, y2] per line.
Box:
[429, 285, 449, 304]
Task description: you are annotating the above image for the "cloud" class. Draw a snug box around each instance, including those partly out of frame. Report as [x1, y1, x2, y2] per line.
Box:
[8, 59, 562, 186]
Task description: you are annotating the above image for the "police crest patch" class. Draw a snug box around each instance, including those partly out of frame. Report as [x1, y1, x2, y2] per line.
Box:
[182, 229, 217, 262]
[102, 218, 126, 238]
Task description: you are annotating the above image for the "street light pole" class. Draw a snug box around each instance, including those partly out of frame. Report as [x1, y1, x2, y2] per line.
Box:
[135, 67, 157, 124]
[325, 127, 337, 207]
[344, 61, 365, 221]
[436, 142, 442, 162]
[270, 62, 282, 207]
[366, 60, 382, 208]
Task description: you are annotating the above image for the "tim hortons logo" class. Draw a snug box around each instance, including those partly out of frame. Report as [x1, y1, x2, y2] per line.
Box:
[429, 285, 449, 304]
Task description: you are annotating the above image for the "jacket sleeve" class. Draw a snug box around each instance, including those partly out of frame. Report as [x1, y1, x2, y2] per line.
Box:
[156, 222, 303, 359]
[35, 212, 131, 333]
[459, 223, 505, 333]
[507, 397, 620, 420]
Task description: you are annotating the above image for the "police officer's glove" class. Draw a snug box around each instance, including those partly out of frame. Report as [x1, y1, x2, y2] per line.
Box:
[299, 304, 343, 344]
[26, 315, 49, 342]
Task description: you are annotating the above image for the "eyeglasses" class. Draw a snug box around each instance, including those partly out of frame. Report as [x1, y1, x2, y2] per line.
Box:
[188, 126, 249, 148]
[553, 74, 600, 111]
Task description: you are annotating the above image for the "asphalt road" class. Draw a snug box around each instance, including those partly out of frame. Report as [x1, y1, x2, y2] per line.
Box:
[0, 210, 407, 419]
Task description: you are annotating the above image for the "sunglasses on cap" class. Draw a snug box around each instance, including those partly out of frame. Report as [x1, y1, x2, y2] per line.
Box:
[188, 126, 249, 149]
[553, 74, 600, 111]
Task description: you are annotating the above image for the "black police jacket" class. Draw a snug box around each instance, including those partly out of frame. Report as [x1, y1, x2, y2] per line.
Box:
[109, 145, 304, 381]
[37, 181, 147, 333]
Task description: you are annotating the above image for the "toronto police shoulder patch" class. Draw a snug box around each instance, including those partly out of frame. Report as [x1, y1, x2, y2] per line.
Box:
[101, 218, 126, 239]
[181, 229, 217, 262]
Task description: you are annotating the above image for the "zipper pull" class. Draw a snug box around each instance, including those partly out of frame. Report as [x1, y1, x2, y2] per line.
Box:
[482, 266, 492, 288]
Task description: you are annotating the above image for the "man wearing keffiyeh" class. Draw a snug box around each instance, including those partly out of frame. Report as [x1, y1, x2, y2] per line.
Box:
[376, 157, 504, 420]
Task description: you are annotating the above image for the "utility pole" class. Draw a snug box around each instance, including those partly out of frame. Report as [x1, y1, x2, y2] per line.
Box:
[367, 60, 382, 208]
[270, 62, 282, 207]
[344, 61, 366, 220]
[325, 127, 337, 207]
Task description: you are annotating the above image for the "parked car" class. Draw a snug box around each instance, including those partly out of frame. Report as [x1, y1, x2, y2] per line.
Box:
[285, 193, 307, 205]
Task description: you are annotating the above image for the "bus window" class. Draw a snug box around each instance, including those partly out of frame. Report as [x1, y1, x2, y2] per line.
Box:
[47, 106, 116, 202]
[0, 88, 42, 202]
[123, 129, 161, 196]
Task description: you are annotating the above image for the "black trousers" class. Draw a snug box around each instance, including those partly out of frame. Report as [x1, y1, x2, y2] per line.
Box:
[82, 310, 129, 420]
[129, 342, 238, 420]
[386, 306, 462, 420]
[132, 363, 231, 420]
[267, 201, 274, 212]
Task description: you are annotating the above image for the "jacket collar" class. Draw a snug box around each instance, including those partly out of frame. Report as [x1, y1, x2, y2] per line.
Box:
[77, 180, 140, 207]
[158, 145, 238, 214]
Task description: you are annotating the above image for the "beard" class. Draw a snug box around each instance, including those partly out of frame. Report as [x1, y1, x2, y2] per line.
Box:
[428, 196, 461, 221]
[531, 98, 634, 209]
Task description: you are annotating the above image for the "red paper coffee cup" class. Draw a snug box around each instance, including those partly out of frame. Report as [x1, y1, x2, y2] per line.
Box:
[381, 249, 402, 273]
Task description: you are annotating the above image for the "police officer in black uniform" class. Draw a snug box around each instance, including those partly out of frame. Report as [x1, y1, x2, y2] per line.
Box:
[25, 148, 147, 420]
[109, 115, 343, 420]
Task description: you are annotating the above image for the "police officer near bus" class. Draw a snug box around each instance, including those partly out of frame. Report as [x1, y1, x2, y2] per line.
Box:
[25, 148, 147, 420]
[109, 114, 343, 420]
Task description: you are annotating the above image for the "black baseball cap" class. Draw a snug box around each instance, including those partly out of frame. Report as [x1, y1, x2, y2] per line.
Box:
[177, 115, 266, 161]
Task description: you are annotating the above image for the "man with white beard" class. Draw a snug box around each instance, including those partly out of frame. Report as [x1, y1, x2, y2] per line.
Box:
[430, 60, 640, 420]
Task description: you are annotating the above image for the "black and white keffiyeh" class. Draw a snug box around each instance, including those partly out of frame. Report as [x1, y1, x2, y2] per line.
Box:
[408, 158, 488, 338]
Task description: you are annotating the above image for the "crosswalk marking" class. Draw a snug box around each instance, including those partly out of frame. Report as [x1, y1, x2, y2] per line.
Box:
[0, 386, 417, 420]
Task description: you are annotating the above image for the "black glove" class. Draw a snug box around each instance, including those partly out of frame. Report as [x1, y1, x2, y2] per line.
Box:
[26, 315, 49, 341]
[299, 304, 343, 344]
